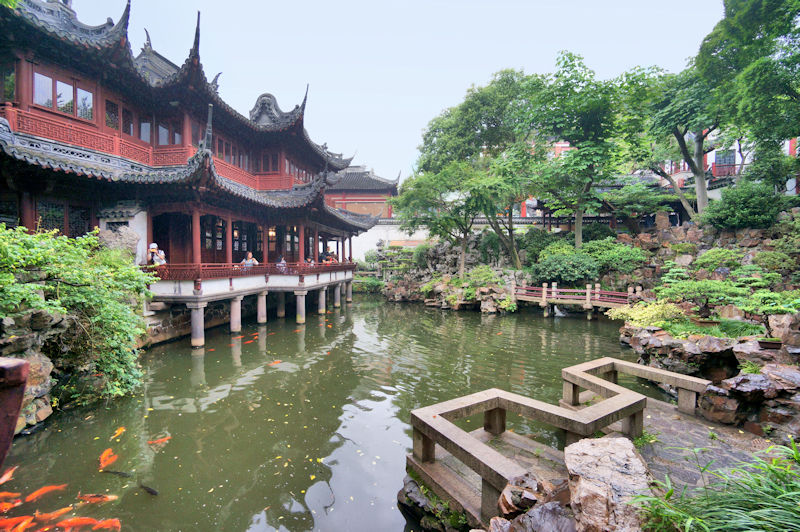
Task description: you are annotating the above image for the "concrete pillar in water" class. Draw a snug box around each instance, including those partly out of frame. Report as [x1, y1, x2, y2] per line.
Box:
[187, 302, 207, 348]
[257, 291, 268, 324]
[334, 283, 342, 308]
[258, 325, 267, 355]
[295, 290, 307, 324]
[230, 296, 243, 333]
[277, 292, 286, 318]
[231, 336, 242, 367]
[190, 348, 206, 388]
[318, 288, 326, 315]
[345, 281, 353, 303]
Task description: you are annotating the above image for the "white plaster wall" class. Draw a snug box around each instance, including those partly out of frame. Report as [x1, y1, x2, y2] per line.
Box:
[131, 210, 148, 265]
[352, 222, 430, 260]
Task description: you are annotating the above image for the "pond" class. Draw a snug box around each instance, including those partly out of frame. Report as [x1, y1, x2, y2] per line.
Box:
[6, 296, 661, 531]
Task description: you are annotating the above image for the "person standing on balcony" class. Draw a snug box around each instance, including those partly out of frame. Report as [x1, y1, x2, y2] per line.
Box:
[277, 255, 287, 273]
[240, 251, 259, 269]
[148, 243, 167, 266]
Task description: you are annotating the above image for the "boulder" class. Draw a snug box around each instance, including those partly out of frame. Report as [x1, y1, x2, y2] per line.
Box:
[674, 254, 694, 267]
[700, 385, 740, 424]
[760, 364, 800, 392]
[564, 438, 652, 532]
[724, 373, 778, 400]
[717, 305, 744, 320]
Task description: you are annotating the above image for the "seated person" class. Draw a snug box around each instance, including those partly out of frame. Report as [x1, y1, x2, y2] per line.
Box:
[277, 255, 287, 273]
[305, 257, 315, 265]
[240, 251, 259, 267]
[148, 243, 167, 266]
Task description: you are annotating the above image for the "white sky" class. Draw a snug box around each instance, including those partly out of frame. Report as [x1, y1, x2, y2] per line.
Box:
[71, 0, 724, 180]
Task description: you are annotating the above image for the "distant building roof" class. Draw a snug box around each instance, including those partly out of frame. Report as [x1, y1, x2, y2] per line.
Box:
[328, 166, 399, 193]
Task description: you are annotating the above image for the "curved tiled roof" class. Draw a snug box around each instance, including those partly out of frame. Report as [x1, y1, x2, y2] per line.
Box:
[13, 0, 131, 49]
[328, 166, 399, 192]
[321, 205, 379, 231]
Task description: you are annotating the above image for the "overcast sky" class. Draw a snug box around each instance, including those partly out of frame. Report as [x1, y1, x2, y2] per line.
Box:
[72, 0, 724, 180]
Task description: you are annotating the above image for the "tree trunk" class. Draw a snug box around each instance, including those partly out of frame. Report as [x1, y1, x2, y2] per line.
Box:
[574, 207, 584, 248]
[651, 165, 697, 219]
[693, 133, 709, 213]
[458, 235, 467, 278]
[506, 209, 521, 270]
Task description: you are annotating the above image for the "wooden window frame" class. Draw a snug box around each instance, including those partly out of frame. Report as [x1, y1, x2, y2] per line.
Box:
[31, 67, 96, 125]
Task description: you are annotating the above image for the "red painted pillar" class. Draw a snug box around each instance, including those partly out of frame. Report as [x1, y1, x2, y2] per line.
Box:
[20, 192, 34, 231]
[520, 201, 527, 218]
[192, 208, 201, 265]
[298, 224, 305, 263]
[336, 239, 340, 258]
[313, 228, 319, 262]
[262, 225, 269, 263]
[225, 216, 233, 264]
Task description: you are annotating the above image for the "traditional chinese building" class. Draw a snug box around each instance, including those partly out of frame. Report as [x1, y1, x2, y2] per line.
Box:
[325, 166, 398, 218]
[0, 0, 377, 345]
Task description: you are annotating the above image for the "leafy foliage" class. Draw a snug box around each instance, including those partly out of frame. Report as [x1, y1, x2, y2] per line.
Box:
[527, 253, 599, 286]
[581, 223, 617, 242]
[693, 248, 744, 271]
[753, 250, 795, 272]
[657, 319, 765, 340]
[353, 276, 384, 294]
[606, 301, 686, 327]
[736, 289, 800, 317]
[581, 237, 648, 274]
[518, 228, 567, 265]
[701, 181, 786, 229]
[670, 243, 698, 255]
[655, 279, 749, 317]
[0, 225, 155, 401]
[538, 240, 576, 261]
[413, 243, 432, 269]
[730, 264, 781, 290]
[601, 183, 676, 233]
[478, 229, 502, 264]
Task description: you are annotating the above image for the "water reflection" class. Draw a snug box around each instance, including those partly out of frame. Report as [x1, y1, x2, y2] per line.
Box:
[5, 297, 660, 531]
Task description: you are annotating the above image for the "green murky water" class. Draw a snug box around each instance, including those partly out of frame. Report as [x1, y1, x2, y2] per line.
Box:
[5, 296, 660, 531]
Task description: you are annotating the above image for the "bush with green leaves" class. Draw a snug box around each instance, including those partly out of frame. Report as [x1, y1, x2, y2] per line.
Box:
[581, 223, 616, 242]
[693, 248, 744, 271]
[736, 289, 800, 318]
[0, 225, 156, 401]
[772, 211, 800, 256]
[660, 261, 691, 284]
[363, 249, 379, 268]
[655, 279, 749, 317]
[658, 319, 765, 340]
[753, 250, 795, 272]
[538, 240, 576, 261]
[353, 276, 384, 293]
[518, 228, 566, 265]
[478, 229, 502, 263]
[413, 243, 432, 268]
[527, 253, 599, 286]
[730, 264, 781, 290]
[670, 242, 698, 255]
[701, 180, 787, 229]
[606, 301, 686, 327]
[581, 237, 647, 274]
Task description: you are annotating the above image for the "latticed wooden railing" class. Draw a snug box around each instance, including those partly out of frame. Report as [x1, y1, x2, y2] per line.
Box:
[515, 283, 633, 307]
[146, 262, 355, 281]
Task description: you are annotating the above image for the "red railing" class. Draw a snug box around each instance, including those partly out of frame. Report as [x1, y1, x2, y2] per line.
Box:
[515, 285, 630, 306]
[153, 146, 193, 166]
[147, 262, 355, 281]
[213, 157, 259, 188]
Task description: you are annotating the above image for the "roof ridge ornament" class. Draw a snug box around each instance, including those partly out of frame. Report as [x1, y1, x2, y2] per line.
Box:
[210, 72, 222, 93]
[189, 10, 200, 60]
[143, 28, 152, 50]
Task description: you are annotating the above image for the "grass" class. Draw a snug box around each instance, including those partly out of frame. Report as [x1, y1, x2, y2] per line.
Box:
[738, 361, 761, 375]
[635, 440, 800, 531]
[634, 430, 661, 448]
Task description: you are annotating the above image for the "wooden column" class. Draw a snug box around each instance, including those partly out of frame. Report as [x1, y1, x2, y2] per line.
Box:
[313, 228, 319, 262]
[263, 226, 270, 263]
[225, 216, 233, 263]
[349, 235, 353, 262]
[20, 192, 35, 232]
[192, 208, 201, 265]
[298, 224, 305, 263]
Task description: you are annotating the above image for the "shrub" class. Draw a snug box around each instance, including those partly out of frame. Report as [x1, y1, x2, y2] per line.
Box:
[730, 264, 781, 290]
[420, 276, 442, 296]
[538, 240, 576, 261]
[659, 319, 765, 339]
[736, 289, 800, 317]
[581, 223, 616, 242]
[581, 237, 648, 274]
[478, 229, 502, 263]
[518, 228, 566, 265]
[353, 276, 384, 293]
[465, 264, 502, 287]
[660, 261, 691, 283]
[363, 249, 379, 268]
[655, 279, 749, 317]
[0, 226, 155, 402]
[527, 253, 599, 286]
[694, 248, 744, 271]
[670, 242, 698, 255]
[606, 301, 686, 327]
[753, 250, 795, 272]
[701, 180, 786, 229]
[498, 295, 517, 313]
[772, 211, 800, 256]
[413, 243, 432, 268]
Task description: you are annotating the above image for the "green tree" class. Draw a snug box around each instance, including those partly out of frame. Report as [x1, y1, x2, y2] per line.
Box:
[514, 52, 618, 248]
[390, 161, 482, 277]
[602, 182, 676, 233]
[0, 0, 18, 8]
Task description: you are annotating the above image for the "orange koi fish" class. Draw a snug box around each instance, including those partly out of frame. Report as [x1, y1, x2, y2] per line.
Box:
[108, 427, 125, 441]
[98, 449, 118, 470]
[76, 494, 118, 504]
[292, 329, 301, 333]
[244, 340, 253, 344]
[0, 467, 18, 486]
[91, 519, 121, 531]
[9, 516, 33, 532]
[0, 492, 20, 500]
[25, 485, 67, 503]
[0, 500, 21, 513]
[146, 436, 171, 445]
[0, 516, 31, 529]
[55, 517, 99, 530]
[232, 335, 244, 339]
[268, 360, 281, 366]
[34, 505, 73, 522]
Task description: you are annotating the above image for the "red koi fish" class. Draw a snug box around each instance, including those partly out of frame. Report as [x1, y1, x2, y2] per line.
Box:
[146, 436, 171, 446]
[0, 467, 17, 486]
[91, 519, 121, 530]
[9, 516, 34, 532]
[232, 335, 244, 339]
[0, 500, 21, 513]
[0, 516, 31, 529]
[0, 492, 20, 500]
[108, 427, 125, 441]
[54, 517, 99, 530]
[244, 340, 253, 344]
[268, 360, 281, 366]
[98, 449, 117, 470]
[34, 505, 73, 522]
[25, 485, 67, 503]
[77, 494, 118, 504]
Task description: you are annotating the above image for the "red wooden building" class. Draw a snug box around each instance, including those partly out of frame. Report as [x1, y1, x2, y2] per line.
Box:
[325, 166, 398, 218]
[0, 0, 377, 345]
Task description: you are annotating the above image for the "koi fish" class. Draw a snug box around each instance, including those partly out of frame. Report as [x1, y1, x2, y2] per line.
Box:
[0, 516, 31, 529]
[232, 335, 244, 339]
[108, 427, 125, 441]
[0, 492, 20, 500]
[100, 470, 131, 478]
[244, 340, 253, 344]
[207, 348, 215, 352]
[138, 483, 158, 496]
[268, 360, 281, 366]
[98, 449, 118, 470]
[0, 500, 21, 513]
[25, 484, 67, 503]
[0, 467, 18, 486]
[92, 519, 121, 531]
[54, 517, 99, 530]
[9, 516, 33, 532]
[292, 329, 301, 333]
[146, 436, 171, 446]
[76, 494, 118, 504]
[34, 505, 73, 522]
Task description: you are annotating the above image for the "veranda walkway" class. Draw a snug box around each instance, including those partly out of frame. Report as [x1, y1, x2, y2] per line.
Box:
[407, 357, 764, 529]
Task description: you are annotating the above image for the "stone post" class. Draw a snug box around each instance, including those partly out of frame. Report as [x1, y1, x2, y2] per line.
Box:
[295, 290, 307, 324]
[257, 291, 268, 324]
[345, 281, 353, 303]
[562, 380, 580, 406]
[483, 408, 506, 435]
[277, 292, 286, 318]
[412, 428, 434, 462]
[678, 388, 698, 415]
[621, 410, 644, 439]
[187, 302, 207, 348]
[551, 281, 558, 300]
[229, 296, 243, 333]
[231, 336, 242, 367]
[627, 286, 634, 302]
[318, 288, 326, 315]
[540, 283, 547, 307]
[190, 348, 206, 388]
[334, 283, 341, 308]
[481, 479, 501, 523]
[594, 283, 601, 302]
[258, 325, 267, 355]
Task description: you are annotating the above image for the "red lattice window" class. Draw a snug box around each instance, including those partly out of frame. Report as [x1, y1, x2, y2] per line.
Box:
[37, 200, 64, 232]
[0, 198, 18, 227]
[68, 206, 90, 238]
[105, 100, 119, 130]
